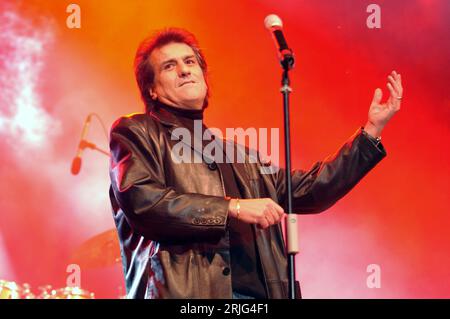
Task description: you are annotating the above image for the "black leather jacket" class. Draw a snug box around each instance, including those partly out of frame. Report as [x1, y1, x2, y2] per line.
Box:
[109, 106, 386, 299]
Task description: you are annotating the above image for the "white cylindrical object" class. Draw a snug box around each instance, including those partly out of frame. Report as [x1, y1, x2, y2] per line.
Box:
[286, 214, 299, 253]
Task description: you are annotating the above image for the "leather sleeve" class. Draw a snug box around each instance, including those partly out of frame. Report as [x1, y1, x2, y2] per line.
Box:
[109, 115, 230, 243]
[274, 127, 387, 213]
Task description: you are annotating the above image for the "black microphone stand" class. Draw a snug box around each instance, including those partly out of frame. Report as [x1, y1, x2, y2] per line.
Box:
[280, 54, 299, 299]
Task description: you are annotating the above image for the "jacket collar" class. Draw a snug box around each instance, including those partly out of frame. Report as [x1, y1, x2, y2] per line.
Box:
[148, 106, 185, 128]
[148, 103, 204, 128]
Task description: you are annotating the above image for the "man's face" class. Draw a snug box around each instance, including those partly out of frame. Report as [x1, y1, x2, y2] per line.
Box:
[149, 42, 207, 110]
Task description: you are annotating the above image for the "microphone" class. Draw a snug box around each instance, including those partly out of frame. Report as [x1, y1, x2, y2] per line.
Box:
[264, 14, 295, 70]
[71, 114, 92, 175]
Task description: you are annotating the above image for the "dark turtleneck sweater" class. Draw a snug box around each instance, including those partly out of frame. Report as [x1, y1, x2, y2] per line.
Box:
[156, 101, 267, 299]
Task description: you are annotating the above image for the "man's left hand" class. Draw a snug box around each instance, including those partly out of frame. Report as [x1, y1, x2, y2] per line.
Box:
[364, 70, 403, 138]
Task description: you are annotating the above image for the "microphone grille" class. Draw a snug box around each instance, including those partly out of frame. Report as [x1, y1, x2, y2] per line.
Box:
[264, 14, 283, 30]
[71, 156, 82, 175]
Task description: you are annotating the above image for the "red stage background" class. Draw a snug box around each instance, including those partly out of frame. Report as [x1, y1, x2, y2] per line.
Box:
[0, 0, 449, 298]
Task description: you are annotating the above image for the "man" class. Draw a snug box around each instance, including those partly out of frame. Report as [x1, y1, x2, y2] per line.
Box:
[109, 28, 402, 299]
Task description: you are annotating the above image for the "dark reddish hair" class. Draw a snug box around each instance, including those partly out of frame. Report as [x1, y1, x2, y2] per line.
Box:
[134, 28, 209, 112]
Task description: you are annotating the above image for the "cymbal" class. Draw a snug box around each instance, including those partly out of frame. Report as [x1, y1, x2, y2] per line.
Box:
[69, 229, 121, 269]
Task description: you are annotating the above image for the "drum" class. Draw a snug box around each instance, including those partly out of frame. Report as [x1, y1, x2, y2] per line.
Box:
[37, 285, 54, 299]
[0, 280, 22, 299]
[48, 286, 95, 299]
[0, 280, 34, 299]
[21, 283, 35, 299]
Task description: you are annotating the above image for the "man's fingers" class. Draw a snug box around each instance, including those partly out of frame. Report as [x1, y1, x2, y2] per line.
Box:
[387, 82, 397, 98]
[372, 88, 383, 104]
[247, 198, 287, 228]
[387, 83, 401, 111]
[270, 200, 285, 215]
[258, 218, 269, 229]
[264, 209, 276, 225]
[389, 71, 403, 97]
[392, 70, 399, 81]
[392, 70, 402, 85]
[272, 204, 284, 222]
[388, 75, 402, 95]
